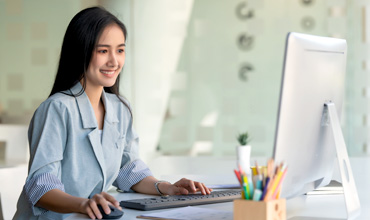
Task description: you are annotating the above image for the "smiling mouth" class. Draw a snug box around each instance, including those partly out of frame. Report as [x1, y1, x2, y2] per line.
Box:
[100, 70, 116, 75]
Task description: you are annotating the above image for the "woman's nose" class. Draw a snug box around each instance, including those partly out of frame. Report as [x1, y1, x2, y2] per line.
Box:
[107, 53, 118, 67]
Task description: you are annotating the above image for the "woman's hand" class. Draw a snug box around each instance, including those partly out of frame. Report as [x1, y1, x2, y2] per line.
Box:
[159, 178, 212, 196]
[79, 192, 122, 219]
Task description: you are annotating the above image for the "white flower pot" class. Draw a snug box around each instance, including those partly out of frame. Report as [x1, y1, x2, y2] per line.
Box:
[236, 145, 251, 174]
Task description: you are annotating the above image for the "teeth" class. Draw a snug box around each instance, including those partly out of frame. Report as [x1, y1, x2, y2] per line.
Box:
[101, 70, 115, 75]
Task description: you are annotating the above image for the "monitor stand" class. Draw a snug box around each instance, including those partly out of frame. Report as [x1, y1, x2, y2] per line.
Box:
[323, 102, 361, 220]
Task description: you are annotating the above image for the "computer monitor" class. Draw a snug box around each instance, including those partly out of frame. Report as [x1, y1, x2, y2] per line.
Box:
[273, 32, 347, 199]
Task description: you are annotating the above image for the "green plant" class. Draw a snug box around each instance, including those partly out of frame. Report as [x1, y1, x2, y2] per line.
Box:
[237, 132, 250, 146]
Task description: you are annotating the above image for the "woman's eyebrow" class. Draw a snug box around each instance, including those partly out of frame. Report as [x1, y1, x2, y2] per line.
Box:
[96, 43, 126, 48]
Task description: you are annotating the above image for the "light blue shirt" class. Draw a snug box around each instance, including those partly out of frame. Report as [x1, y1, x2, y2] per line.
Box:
[13, 83, 152, 220]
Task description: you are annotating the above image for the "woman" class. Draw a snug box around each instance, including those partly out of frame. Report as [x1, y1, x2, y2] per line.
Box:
[14, 6, 211, 220]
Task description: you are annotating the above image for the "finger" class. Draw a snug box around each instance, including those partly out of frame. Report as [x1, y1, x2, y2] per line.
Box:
[102, 192, 122, 210]
[204, 184, 212, 194]
[88, 200, 102, 219]
[201, 183, 211, 194]
[102, 192, 115, 202]
[187, 181, 197, 193]
[194, 182, 206, 194]
[96, 199, 111, 215]
[86, 206, 96, 220]
[117, 204, 123, 211]
[112, 201, 122, 210]
[200, 182, 212, 194]
[101, 192, 120, 210]
[102, 191, 116, 201]
[106, 200, 122, 210]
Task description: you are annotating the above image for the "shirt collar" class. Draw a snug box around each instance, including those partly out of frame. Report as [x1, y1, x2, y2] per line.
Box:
[69, 82, 119, 129]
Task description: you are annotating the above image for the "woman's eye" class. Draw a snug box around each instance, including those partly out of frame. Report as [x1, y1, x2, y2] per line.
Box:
[118, 49, 125, 53]
[98, 50, 108, 54]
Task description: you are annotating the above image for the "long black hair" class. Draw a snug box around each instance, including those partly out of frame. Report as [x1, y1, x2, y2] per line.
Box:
[49, 6, 131, 115]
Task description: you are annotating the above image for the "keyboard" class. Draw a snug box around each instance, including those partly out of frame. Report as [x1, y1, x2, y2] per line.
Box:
[120, 190, 241, 211]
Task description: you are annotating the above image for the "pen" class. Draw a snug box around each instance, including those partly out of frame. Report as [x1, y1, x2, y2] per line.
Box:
[242, 175, 250, 200]
[241, 190, 245, 199]
[272, 167, 288, 199]
[254, 173, 263, 191]
[264, 163, 286, 201]
[248, 176, 254, 198]
[260, 176, 270, 200]
[255, 161, 260, 175]
[234, 169, 242, 186]
[238, 164, 244, 176]
[253, 189, 262, 201]
[252, 161, 260, 188]
[261, 158, 274, 200]
[251, 167, 257, 176]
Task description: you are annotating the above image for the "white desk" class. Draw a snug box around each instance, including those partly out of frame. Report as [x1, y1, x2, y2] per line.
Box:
[65, 157, 369, 220]
[67, 191, 234, 220]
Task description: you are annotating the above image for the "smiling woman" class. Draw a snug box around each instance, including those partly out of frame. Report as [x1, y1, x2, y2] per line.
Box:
[85, 24, 126, 90]
[12, 6, 211, 220]
[83, 24, 127, 130]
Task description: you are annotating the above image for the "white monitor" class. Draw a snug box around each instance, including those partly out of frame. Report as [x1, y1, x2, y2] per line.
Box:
[273, 32, 347, 199]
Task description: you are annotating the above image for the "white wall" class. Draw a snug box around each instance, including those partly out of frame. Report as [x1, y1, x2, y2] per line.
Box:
[0, 125, 28, 165]
[100, 0, 195, 161]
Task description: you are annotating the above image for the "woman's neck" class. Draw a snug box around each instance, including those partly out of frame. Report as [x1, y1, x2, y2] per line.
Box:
[80, 81, 105, 130]
[81, 82, 103, 109]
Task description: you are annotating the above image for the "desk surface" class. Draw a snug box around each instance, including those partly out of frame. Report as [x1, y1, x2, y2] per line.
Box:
[66, 157, 370, 220]
[68, 191, 235, 220]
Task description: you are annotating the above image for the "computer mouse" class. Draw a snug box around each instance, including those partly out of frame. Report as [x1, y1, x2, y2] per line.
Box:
[97, 204, 124, 219]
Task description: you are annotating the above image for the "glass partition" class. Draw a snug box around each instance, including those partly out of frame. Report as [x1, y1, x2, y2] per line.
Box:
[156, 0, 365, 157]
[0, 0, 369, 161]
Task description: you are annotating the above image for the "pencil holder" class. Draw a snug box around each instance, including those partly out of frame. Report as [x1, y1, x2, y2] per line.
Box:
[233, 199, 286, 220]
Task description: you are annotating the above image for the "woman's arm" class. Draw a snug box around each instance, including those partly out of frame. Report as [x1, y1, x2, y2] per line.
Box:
[120, 112, 211, 196]
[131, 176, 212, 196]
[36, 189, 121, 219]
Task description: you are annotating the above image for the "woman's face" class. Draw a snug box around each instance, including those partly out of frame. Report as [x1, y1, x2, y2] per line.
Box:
[85, 23, 125, 90]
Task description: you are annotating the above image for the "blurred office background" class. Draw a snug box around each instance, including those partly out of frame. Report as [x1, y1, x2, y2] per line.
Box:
[1, 0, 370, 218]
[1, 0, 370, 165]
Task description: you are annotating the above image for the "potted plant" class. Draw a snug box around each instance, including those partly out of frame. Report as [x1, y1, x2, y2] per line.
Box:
[237, 132, 250, 146]
[236, 132, 251, 174]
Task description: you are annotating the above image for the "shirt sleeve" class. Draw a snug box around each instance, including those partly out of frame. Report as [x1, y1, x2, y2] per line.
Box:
[113, 159, 153, 192]
[24, 172, 65, 216]
[113, 102, 153, 191]
[25, 100, 69, 215]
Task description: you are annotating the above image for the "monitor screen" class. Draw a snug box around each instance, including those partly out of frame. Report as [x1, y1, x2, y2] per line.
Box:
[273, 32, 347, 199]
